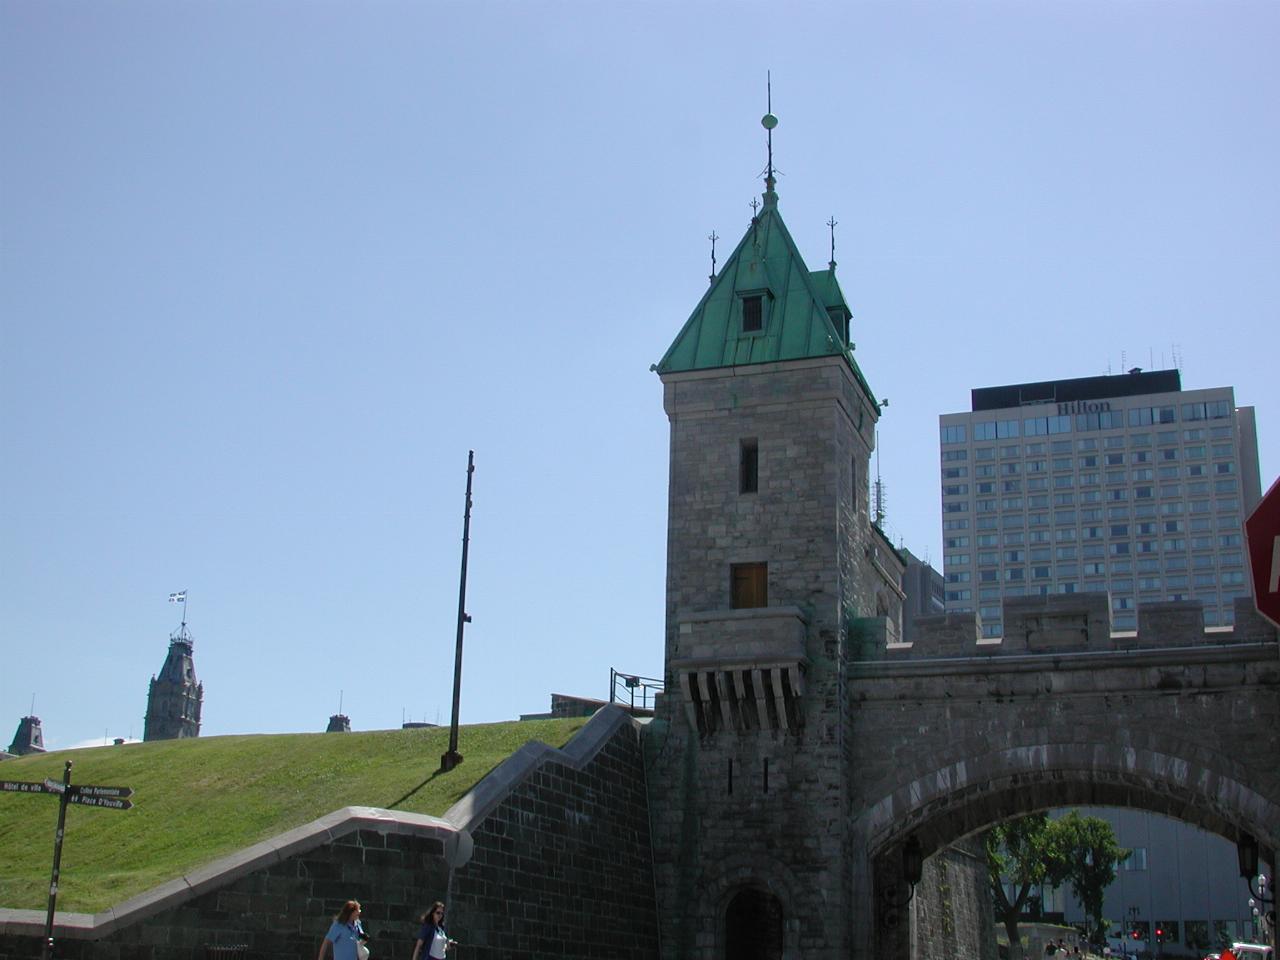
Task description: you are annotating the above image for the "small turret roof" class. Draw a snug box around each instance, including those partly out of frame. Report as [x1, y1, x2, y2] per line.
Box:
[656, 192, 878, 407]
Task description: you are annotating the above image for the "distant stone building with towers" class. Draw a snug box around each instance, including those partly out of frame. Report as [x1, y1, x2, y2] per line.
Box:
[6, 716, 46, 756]
[143, 625, 203, 742]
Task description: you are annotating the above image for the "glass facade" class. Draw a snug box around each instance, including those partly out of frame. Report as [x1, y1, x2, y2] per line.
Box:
[938, 384, 1257, 635]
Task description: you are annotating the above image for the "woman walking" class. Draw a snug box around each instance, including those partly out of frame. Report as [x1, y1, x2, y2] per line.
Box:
[318, 901, 368, 960]
[411, 902, 455, 960]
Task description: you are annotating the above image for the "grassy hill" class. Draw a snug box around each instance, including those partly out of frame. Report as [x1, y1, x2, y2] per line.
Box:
[0, 718, 587, 913]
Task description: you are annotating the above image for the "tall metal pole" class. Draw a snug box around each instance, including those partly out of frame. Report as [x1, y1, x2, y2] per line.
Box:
[441, 450, 474, 772]
[41, 760, 72, 960]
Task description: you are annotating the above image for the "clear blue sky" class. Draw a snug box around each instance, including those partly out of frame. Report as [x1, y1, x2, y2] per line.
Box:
[2, 1, 1275, 750]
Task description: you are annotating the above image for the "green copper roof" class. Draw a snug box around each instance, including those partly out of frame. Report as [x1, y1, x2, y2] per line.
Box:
[657, 192, 878, 407]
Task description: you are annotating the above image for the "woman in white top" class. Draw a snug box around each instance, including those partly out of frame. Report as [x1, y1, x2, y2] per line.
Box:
[411, 902, 455, 960]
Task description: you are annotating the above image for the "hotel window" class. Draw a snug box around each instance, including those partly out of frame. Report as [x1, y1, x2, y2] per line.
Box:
[942, 449, 968, 462]
[731, 563, 768, 609]
[943, 466, 968, 479]
[973, 421, 997, 441]
[940, 424, 967, 445]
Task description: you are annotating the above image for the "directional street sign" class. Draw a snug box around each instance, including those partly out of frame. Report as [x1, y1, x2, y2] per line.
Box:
[1245, 475, 1280, 629]
[71, 785, 134, 799]
[67, 794, 132, 810]
[1, 781, 60, 795]
[2, 762, 135, 960]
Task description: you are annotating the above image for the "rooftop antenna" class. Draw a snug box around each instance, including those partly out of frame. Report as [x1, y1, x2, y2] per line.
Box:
[708, 230, 719, 284]
[30, 693, 36, 715]
[338, 690, 343, 715]
[827, 216, 838, 270]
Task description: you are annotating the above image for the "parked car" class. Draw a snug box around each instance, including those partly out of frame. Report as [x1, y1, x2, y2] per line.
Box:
[1230, 943, 1274, 960]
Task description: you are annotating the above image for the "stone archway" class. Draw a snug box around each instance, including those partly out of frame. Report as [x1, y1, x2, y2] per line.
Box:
[724, 887, 784, 960]
[858, 763, 1280, 960]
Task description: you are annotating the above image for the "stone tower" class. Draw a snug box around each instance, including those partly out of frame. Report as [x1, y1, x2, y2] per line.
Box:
[7, 715, 46, 755]
[143, 626, 203, 741]
[646, 147, 904, 958]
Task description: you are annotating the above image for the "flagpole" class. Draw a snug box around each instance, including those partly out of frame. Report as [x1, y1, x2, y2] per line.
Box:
[441, 450, 474, 773]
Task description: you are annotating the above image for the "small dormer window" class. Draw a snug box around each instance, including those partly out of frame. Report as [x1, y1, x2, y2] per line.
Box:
[827, 307, 850, 345]
[743, 295, 763, 332]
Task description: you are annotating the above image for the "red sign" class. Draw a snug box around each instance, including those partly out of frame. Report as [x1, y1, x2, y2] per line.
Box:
[1245, 476, 1280, 628]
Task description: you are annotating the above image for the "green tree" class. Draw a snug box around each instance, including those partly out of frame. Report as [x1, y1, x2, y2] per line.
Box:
[1055, 811, 1131, 943]
[987, 813, 1129, 957]
[987, 813, 1073, 960]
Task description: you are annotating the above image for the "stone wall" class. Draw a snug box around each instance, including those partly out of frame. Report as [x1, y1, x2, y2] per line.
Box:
[846, 592, 1280, 959]
[911, 837, 998, 960]
[0, 708, 657, 960]
[0, 811, 456, 960]
[445, 711, 657, 960]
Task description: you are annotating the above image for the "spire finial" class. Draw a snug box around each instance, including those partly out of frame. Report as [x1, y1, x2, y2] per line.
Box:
[708, 230, 719, 285]
[827, 216, 838, 270]
[761, 71, 778, 206]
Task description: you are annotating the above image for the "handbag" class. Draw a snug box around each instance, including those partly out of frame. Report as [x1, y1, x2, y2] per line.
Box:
[357, 943, 370, 960]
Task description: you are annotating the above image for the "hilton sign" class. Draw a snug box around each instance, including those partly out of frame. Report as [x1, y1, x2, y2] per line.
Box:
[1057, 401, 1112, 415]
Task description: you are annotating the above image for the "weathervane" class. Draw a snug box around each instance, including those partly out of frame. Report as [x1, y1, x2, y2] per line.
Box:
[708, 230, 719, 284]
[750, 197, 760, 217]
[827, 216, 838, 269]
[761, 71, 779, 199]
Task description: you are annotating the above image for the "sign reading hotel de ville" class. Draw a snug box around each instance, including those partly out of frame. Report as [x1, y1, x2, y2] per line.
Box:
[1245, 476, 1280, 629]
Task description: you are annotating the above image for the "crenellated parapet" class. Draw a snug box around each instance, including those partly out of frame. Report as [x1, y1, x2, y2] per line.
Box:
[872, 593, 1277, 660]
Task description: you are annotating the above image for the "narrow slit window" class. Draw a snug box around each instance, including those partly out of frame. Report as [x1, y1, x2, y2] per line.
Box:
[731, 562, 768, 609]
[742, 295, 763, 332]
[740, 439, 759, 494]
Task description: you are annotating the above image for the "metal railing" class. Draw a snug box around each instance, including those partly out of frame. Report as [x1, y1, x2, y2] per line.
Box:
[609, 668, 664, 713]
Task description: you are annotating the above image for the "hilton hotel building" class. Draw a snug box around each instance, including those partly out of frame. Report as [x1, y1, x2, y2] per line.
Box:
[938, 370, 1261, 637]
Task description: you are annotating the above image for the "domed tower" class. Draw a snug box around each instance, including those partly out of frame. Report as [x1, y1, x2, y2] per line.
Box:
[646, 103, 904, 959]
[143, 594, 204, 741]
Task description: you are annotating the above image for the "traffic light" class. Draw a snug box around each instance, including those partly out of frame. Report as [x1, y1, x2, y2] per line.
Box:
[1155, 928, 1165, 944]
[1132, 930, 1141, 940]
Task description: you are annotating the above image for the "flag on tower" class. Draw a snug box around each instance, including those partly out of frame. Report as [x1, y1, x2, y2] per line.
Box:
[168, 591, 187, 603]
